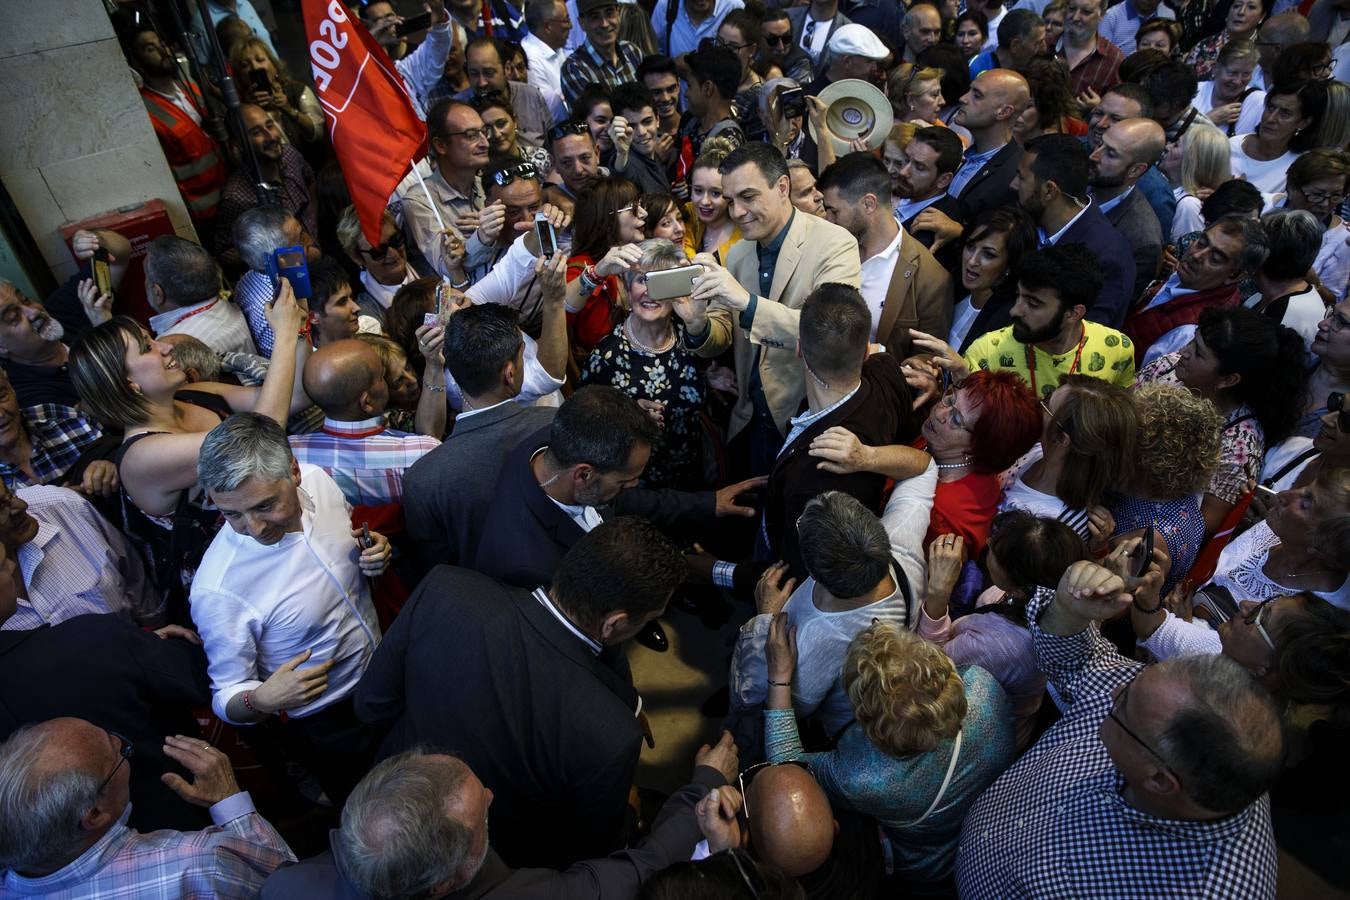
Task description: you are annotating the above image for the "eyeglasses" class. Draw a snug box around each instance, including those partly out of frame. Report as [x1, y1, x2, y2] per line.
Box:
[724, 848, 767, 899]
[1329, 392, 1350, 433]
[936, 386, 972, 431]
[1311, 61, 1334, 79]
[764, 32, 793, 47]
[438, 127, 487, 142]
[360, 230, 405, 262]
[96, 730, 134, 796]
[1242, 600, 1277, 652]
[488, 162, 538, 187]
[548, 120, 590, 145]
[1324, 307, 1350, 333]
[1298, 186, 1348, 205]
[715, 36, 752, 51]
[1108, 679, 1182, 788]
[737, 760, 812, 822]
[612, 202, 646, 217]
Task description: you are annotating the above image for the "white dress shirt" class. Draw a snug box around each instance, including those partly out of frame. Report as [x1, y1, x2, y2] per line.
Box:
[523, 31, 570, 120]
[191, 465, 381, 724]
[359, 268, 417, 311]
[859, 225, 906, 340]
[149, 296, 258, 356]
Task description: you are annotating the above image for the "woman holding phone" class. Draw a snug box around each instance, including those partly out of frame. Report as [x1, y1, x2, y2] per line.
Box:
[581, 239, 708, 490]
[69, 281, 312, 622]
[229, 37, 324, 147]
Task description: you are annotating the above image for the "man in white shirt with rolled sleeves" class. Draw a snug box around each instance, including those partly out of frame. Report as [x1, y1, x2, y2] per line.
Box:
[189, 412, 392, 808]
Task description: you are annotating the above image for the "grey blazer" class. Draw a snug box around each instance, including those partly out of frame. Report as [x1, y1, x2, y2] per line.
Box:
[1101, 186, 1164, 308]
[401, 401, 557, 571]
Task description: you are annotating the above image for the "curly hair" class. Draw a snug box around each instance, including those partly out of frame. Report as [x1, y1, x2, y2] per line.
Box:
[690, 135, 739, 177]
[844, 622, 967, 756]
[1130, 382, 1223, 499]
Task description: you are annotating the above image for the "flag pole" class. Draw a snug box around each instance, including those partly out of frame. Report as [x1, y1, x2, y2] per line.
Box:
[409, 162, 449, 235]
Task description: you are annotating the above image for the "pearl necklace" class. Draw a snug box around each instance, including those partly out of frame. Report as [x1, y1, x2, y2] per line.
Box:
[626, 319, 676, 355]
[935, 460, 971, 470]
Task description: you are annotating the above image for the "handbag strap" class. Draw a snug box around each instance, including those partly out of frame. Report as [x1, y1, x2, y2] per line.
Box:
[902, 730, 962, 827]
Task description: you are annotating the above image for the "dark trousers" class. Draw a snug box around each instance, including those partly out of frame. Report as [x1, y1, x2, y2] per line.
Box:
[243, 692, 382, 810]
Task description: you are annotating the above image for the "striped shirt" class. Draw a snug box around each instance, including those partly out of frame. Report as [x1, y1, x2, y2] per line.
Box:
[0, 792, 294, 898]
[560, 40, 644, 106]
[3, 485, 157, 630]
[289, 416, 440, 506]
[1056, 35, 1124, 99]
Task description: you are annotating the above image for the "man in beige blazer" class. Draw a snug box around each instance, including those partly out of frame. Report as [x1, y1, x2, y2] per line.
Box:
[684, 143, 861, 474]
[818, 152, 953, 358]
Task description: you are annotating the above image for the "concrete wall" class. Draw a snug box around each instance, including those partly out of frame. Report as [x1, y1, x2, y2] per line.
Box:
[0, 0, 196, 285]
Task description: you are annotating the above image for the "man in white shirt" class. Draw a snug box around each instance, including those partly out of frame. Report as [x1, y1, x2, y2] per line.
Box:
[818, 152, 953, 357]
[190, 412, 392, 806]
[144, 236, 256, 356]
[522, 0, 573, 119]
[360, 0, 454, 119]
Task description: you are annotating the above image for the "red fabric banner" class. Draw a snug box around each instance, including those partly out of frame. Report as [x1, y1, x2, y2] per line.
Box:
[301, 0, 425, 245]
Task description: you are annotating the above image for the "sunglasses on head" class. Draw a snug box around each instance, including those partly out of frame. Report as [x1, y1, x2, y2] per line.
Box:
[489, 162, 539, 187]
[361, 230, 406, 261]
[548, 120, 590, 144]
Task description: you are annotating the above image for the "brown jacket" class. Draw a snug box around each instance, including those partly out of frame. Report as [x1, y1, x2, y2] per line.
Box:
[692, 212, 861, 439]
[874, 228, 954, 359]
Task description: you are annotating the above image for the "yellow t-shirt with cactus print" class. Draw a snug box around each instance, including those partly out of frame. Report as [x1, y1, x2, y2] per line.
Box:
[963, 321, 1136, 400]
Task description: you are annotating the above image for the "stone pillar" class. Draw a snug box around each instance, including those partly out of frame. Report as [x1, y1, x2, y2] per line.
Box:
[0, 0, 197, 286]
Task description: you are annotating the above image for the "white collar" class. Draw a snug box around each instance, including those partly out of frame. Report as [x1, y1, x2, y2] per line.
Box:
[863, 223, 905, 266]
[533, 587, 602, 655]
[360, 268, 416, 310]
[1039, 199, 1093, 246]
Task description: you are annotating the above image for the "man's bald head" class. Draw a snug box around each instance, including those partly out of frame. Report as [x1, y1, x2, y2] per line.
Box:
[983, 69, 1032, 109]
[746, 763, 835, 878]
[1089, 118, 1165, 189]
[957, 69, 1032, 137]
[301, 339, 389, 420]
[1257, 13, 1310, 69]
[1112, 117, 1166, 166]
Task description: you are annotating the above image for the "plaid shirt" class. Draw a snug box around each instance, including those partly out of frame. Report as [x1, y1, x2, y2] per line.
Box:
[955, 586, 1278, 898]
[0, 404, 104, 490]
[213, 143, 316, 259]
[1057, 35, 1125, 99]
[289, 416, 440, 506]
[1, 792, 294, 898]
[560, 40, 644, 106]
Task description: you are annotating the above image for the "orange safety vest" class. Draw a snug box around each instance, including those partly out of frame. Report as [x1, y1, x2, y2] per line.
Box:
[140, 82, 227, 222]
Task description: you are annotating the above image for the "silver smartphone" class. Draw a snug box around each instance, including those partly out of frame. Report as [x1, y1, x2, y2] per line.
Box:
[644, 264, 703, 301]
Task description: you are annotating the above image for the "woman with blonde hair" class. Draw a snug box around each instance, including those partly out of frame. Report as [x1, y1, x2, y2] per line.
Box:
[683, 138, 741, 263]
[889, 64, 950, 132]
[762, 616, 1016, 883]
[229, 36, 324, 147]
[1159, 122, 1233, 242]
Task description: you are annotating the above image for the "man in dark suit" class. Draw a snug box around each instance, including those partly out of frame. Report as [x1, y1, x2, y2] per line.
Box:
[1013, 133, 1136, 327]
[0, 539, 212, 832]
[402, 304, 556, 572]
[472, 386, 764, 635]
[261, 739, 740, 899]
[895, 126, 966, 273]
[948, 69, 1029, 221]
[353, 520, 687, 869]
[1089, 118, 1166, 306]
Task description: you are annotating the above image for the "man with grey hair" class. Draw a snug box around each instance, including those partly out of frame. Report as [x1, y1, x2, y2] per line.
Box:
[956, 555, 1285, 898]
[145, 235, 256, 355]
[231, 205, 318, 358]
[0, 716, 294, 896]
[0, 279, 80, 409]
[901, 3, 943, 61]
[261, 738, 740, 897]
[189, 412, 391, 806]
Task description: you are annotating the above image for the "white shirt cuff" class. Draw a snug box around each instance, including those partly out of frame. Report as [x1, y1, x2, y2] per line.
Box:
[209, 791, 257, 826]
[691, 839, 712, 861]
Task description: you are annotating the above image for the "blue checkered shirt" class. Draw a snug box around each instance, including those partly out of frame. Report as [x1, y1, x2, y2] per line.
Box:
[0, 404, 104, 490]
[955, 586, 1279, 899]
[288, 416, 441, 506]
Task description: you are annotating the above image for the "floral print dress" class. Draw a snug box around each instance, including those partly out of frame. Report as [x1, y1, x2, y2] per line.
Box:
[582, 318, 706, 490]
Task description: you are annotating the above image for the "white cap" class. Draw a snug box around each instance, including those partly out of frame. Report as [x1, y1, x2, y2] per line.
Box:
[827, 24, 890, 61]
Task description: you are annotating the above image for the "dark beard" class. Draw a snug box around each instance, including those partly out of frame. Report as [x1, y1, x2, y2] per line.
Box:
[1011, 316, 1062, 344]
[1090, 169, 1129, 190]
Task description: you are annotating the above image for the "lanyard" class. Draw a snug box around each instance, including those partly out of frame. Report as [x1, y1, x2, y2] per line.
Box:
[1025, 328, 1088, 399]
[169, 299, 219, 328]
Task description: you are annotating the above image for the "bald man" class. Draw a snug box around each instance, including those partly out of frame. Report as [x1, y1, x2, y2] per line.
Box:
[1252, 12, 1310, 91]
[0, 717, 294, 897]
[289, 339, 441, 506]
[946, 69, 1030, 220]
[1089, 117, 1166, 303]
[901, 4, 942, 62]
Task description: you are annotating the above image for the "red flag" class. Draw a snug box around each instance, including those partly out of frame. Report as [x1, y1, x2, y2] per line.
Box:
[301, 0, 425, 245]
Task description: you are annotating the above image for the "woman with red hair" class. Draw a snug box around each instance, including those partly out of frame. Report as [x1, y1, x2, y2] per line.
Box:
[809, 370, 1041, 555]
[922, 371, 1042, 553]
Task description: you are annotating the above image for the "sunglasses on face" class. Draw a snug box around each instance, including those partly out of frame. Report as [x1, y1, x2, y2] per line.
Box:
[764, 33, 793, 47]
[361, 230, 406, 261]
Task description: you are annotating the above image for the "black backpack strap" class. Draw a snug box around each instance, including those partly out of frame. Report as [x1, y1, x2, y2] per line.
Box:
[665, 0, 678, 54]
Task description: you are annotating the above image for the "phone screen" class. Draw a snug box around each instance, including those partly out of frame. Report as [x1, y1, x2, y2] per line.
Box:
[275, 248, 305, 269]
[779, 88, 805, 120]
[250, 68, 271, 92]
[535, 214, 557, 258]
[1135, 525, 1154, 578]
[92, 249, 113, 298]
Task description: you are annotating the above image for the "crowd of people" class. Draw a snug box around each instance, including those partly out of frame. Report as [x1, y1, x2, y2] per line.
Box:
[1, 0, 1349, 895]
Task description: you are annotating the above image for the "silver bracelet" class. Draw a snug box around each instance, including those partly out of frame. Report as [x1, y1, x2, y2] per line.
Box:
[423, 381, 446, 393]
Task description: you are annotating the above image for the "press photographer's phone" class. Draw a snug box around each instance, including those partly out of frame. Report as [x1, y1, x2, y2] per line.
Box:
[778, 87, 805, 120]
[92, 248, 113, 299]
[267, 246, 311, 300]
[534, 212, 557, 259]
[644, 264, 703, 302]
[398, 11, 433, 35]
